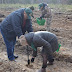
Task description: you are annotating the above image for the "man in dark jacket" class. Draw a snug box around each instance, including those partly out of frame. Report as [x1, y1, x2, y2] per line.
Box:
[18, 31, 59, 72]
[0, 8, 33, 61]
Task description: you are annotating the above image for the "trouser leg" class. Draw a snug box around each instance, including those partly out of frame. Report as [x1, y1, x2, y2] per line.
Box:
[13, 37, 16, 53]
[42, 46, 54, 63]
[41, 53, 47, 68]
[1, 31, 16, 60]
[46, 17, 52, 31]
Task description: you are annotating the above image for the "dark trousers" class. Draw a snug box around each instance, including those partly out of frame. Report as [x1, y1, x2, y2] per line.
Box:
[1, 30, 16, 60]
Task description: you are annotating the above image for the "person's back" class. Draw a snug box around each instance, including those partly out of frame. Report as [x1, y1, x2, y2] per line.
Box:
[35, 31, 56, 42]
[1, 8, 25, 40]
[1, 8, 24, 28]
[25, 31, 58, 52]
[25, 31, 56, 44]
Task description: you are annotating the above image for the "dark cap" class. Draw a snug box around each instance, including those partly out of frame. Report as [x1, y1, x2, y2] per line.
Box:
[39, 3, 43, 9]
[29, 6, 34, 10]
[25, 8, 33, 19]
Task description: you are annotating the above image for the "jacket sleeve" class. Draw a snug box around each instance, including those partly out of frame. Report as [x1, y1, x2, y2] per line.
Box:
[12, 14, 23, 38]
[26, 19, 33, 33]
[33, 35, 53, 56]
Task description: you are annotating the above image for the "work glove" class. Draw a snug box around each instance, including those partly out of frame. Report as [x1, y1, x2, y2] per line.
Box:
[31, 58, 35, 63]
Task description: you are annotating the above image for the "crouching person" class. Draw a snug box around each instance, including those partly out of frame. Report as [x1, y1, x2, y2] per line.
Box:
[18, 31, 59, 72]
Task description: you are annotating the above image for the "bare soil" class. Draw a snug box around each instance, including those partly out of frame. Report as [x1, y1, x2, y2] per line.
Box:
[0, 8, 72, 72]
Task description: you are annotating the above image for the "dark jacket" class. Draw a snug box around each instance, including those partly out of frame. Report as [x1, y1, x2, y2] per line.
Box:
[25, 31, 59, 57]
[1, 8, 33, 41]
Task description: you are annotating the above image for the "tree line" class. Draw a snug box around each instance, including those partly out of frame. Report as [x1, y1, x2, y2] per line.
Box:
[0, 0, 72, 4]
